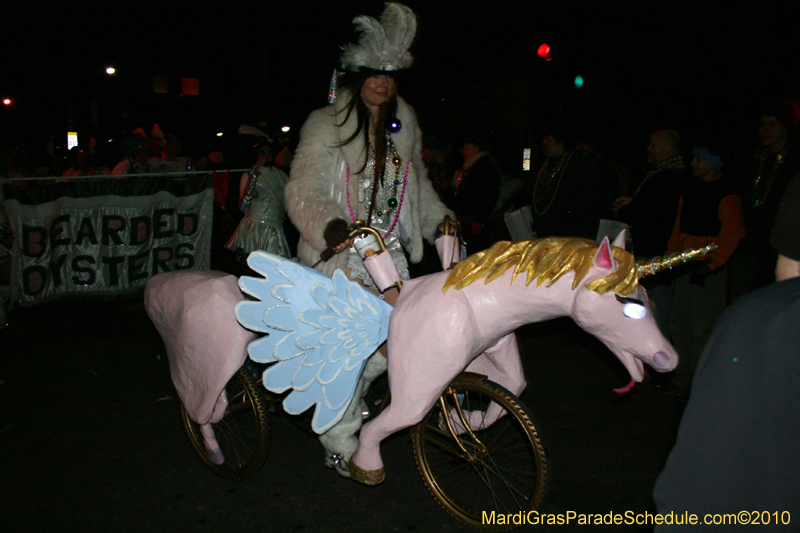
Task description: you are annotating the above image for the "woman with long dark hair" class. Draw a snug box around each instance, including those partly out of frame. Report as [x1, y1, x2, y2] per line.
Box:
[285, 3, 452, 479]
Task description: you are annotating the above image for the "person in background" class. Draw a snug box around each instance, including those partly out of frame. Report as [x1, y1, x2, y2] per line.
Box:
[421, 135, 451, 196]
[273, 146, 293, 173]
[532, 123, 580, 239]
[532, 121, 609, 241]
[149, 124, 187, 174]
[728, 98, 800, 301]
[574, 126, 621, 228]
[613, 129, 685, 339]
[665, 144, 744, 387]
[225, 142, 291, 262]
[614, 129, 686, 256]
[653, 171, 800, 530]
[443, 134, 501, 253]
[62, 146, 110, 178]
[112, 132, 151, 176]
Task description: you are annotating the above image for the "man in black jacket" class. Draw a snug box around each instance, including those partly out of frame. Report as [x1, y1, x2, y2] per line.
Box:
[613, 129, 685, 338]
[613, 129, 685, 257]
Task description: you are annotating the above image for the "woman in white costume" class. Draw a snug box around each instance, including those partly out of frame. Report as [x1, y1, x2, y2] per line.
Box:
[226, 142, 291, 260]
[286, 3, 453, 478]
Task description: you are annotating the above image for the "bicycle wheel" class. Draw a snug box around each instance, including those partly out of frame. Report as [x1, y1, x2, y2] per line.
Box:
[180, 365, 271, 481]
[411, 375, 548, 531]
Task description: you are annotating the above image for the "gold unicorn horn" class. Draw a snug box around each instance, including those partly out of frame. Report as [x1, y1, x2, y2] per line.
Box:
[636, 243, 718, 278]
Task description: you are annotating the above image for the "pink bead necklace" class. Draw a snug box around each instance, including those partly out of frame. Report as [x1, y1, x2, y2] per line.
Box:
[346, 161, 410, 236]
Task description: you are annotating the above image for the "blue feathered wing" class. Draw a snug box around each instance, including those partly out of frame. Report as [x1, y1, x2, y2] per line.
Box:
[235, 252, 393, 434]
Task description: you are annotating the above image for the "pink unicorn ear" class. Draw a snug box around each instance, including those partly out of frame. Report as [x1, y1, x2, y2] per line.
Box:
[611, 229, 627, 250]
[593, 236, 616, 270]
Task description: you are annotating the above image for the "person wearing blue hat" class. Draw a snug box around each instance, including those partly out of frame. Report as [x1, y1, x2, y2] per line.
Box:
[664, 144, 745, 388]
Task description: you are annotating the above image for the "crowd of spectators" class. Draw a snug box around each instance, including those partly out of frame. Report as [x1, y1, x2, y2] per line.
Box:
[2, 99, 798, 379]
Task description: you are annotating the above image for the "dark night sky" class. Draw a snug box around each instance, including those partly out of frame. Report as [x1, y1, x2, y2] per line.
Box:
[3, 0, 800, 168]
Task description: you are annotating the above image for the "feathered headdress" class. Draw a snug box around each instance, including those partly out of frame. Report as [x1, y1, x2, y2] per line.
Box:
[339, 3, 417, 72]
[238, 124, 272, 143]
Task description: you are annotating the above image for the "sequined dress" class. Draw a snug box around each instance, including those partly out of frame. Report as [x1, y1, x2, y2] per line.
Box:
[226, 166, 291, 258]
[347, 142, 410, 290]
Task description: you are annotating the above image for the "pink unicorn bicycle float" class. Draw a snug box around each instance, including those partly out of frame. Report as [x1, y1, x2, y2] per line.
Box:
[145, 221, 705, 531]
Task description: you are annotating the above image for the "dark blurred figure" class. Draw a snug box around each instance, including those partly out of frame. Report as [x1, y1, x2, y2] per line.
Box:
[274, 146, 293, 174]
[149, 124, 187, 173]
[613, 129, 685, 339]
[665, 143, 744, 387]
[273, 145, 300, 258]
[1, 147, 30, 190]
[421, 135, 450, 196]
[206, 151, 237, 270]
[0, 199, 12, 328]
[532, 122, 604, 240]
[62, 146, 110, 178]
[574, 126, 622, 233]
[653, 171, 800, 530]
[532, 124, 575, 238]
[728, 98, 800, 301]
[443, 134, 501, 254]
[613, 129, 686, 256]
[112, 132, 151, 176]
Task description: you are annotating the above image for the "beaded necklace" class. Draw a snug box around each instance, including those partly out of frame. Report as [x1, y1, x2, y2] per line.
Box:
[345, 135, 409, 236]
[751, 146, 789, 208]
[533, 152, 571, 215]
[633, 155, 685, 197]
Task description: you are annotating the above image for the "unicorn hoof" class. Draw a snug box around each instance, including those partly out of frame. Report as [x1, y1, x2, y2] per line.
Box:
[348, 458, 385, 486]
[206, 449, 225, 465]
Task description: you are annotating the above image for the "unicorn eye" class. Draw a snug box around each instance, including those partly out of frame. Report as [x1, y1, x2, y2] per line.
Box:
[615, 294, 647, 319]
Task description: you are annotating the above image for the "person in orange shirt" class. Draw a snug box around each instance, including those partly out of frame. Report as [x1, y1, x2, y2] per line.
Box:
[665, 144, 745, 387]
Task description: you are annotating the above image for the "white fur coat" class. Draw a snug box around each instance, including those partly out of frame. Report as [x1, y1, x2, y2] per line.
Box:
[286, 91, 453, 276]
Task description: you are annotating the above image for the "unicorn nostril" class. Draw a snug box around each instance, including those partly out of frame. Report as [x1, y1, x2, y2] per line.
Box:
[653, 351, 672, 368]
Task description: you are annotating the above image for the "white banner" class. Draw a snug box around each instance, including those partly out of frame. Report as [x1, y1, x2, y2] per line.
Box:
[4, 182, 212, 305]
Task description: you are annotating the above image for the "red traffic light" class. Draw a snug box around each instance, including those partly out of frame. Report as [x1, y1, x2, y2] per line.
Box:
[537, 44, 551, 58]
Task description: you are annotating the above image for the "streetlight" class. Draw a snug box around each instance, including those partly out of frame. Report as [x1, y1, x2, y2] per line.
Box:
[281, 126, 290, 132]
[2, 98, 11, 106]
[93, 66, 119, 132]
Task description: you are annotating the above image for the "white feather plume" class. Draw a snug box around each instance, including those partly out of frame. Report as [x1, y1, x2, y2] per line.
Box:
[238, 125, 272, 143]
[339, 2, 416, 72]
[381, 3, 416, 68]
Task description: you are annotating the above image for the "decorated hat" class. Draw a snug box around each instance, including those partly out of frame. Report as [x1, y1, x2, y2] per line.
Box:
[339, 3, 417, 72]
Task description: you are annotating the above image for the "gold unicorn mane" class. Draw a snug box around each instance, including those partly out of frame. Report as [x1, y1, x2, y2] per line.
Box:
[442, 238, 638, 296]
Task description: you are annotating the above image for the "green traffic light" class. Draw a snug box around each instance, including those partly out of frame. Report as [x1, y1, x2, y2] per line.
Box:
[574, 75, 584, 88]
